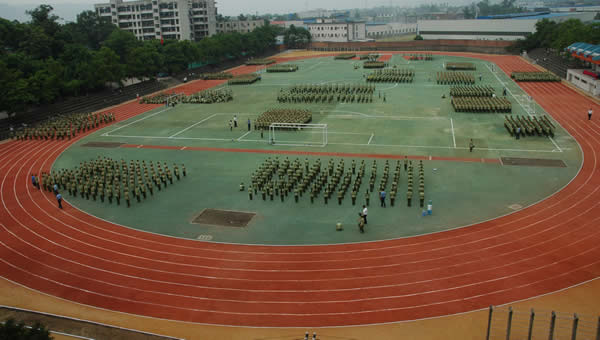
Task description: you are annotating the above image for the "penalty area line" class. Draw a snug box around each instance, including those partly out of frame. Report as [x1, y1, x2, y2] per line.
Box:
[169, 113, 218, 138]
[237, 131, 252, 141]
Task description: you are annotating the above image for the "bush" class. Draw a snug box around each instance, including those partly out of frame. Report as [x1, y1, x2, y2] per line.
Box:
[0, 318, 52, 340]
[334, 53, 356, 60]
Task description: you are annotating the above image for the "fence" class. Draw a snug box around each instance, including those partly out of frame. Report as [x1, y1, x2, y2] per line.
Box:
[486, 306, 600, 340]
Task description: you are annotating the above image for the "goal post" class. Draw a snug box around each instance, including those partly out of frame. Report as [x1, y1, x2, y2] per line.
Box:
[269, 123, 328, 147]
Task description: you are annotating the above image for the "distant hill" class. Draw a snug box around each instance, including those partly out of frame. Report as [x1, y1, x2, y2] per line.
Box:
[0, 2, 92, 23]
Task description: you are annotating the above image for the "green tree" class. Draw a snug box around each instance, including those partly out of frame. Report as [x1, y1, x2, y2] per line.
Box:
[283, 25, 311, 48]
[103, 29, 139, 61]
[73, 10, 116, 49]
[127, 43, 163, 79]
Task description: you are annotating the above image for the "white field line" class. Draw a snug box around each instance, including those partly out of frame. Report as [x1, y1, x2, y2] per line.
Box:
[103, 107, 171, 136]
[484, 63, 533, 117]
[237, 131, 252, 141]
[380, 83, 399, 91]
[450, 118, 457, 148]
[169, 114, 217, 138]
[484, 63, 565, 152]
[549, 136, 563, 152]
[368, 133, 374, 145]
[303, 61, 324, 73]
[103, 133, 562, 153]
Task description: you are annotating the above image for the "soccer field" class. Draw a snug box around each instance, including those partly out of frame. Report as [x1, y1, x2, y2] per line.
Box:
[52, 54, 582, 245]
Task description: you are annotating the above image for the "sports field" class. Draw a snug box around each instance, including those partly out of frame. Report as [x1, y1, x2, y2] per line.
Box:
[52, 53, 581, 245]
[3, 52, 600, 330]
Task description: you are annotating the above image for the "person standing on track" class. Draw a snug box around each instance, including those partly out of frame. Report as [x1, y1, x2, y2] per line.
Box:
[31, 174, 36, 188]
[56, 193, 63, 209]
[588, 108, 593, 121]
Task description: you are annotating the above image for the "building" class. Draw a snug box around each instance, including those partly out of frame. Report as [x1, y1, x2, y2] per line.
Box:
[216, 19, 264, 34]
[270, 20, 306, 29]
[307, 19, 366, 43]
[418, 12, 596, 41]
[94, 0, 217, 41]
[366, 22, 417, 39]
[565, 42, 600, 97]
[297, 9, 347, 19]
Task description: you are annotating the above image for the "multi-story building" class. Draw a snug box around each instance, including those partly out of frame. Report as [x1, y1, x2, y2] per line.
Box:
[307, 19, 366, 43]
[94, 0, 217, 41]
[216, 19, 264, 34]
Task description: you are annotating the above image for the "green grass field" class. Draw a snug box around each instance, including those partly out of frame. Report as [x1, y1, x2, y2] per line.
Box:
[53, 54, 582, 245]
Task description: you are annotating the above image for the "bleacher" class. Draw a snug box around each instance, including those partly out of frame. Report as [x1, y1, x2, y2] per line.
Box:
[0, 79, 169, 140]
[527, 48, 589, 79]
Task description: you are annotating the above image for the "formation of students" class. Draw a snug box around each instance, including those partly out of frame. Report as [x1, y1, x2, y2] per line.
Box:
[12, 112, 115, 141]
[35, 157, 186, 208]
[245, 157, 425, 209]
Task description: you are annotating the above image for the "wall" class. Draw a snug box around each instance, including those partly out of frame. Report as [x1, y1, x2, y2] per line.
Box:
[309, 40, 515, 54]
[567, 69, 600, 97]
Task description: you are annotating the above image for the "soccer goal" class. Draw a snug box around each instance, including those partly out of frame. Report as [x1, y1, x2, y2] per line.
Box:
[268, 123, 328, 147]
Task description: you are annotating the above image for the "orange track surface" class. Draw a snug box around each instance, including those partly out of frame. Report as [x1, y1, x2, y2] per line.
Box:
[1, 53, 598, 328]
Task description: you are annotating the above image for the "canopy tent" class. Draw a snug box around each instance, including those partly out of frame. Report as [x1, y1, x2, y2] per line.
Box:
[565, 42, 600, 65]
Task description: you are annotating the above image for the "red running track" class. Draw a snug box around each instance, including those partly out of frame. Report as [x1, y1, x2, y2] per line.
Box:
[1, 54, 600, 327]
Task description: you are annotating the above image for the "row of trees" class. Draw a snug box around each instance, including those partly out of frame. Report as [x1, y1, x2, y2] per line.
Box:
[0, 5, 280, 114]
[512, 19, 600, 52]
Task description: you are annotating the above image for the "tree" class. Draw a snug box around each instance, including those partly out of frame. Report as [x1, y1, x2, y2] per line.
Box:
[102, 29, 139, 62]
[0, 318, 52, 340]
[283, 25, 311, 49]
[127, 43, 164, 79]
[238, 14, 247, 21]
[414, 35, 424, 40]
[26, 5, 60, 37]
[73, 10, 116, 49]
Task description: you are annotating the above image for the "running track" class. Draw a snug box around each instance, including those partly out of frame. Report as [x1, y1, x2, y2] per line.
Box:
[1, 55, 600, 327]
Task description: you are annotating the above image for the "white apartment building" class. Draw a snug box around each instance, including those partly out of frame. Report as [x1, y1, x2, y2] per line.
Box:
[216, 19, 264, 34]
[307, 20, 367, 42]
[366, 22, 417, 39]
[94, 0, 217, 41]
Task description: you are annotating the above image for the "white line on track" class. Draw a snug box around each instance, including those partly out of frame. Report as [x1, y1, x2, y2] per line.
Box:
[169, 114, 218, 138]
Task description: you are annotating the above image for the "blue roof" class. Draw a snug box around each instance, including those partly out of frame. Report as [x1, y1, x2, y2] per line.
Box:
[566, 42, 600, 57]
[477, 11, 549, 19]
[477, 11, 580, 20]
[511, 12, 580, 20]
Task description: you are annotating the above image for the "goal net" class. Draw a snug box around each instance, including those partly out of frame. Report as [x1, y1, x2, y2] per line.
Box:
[269, 123, 328, 147]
